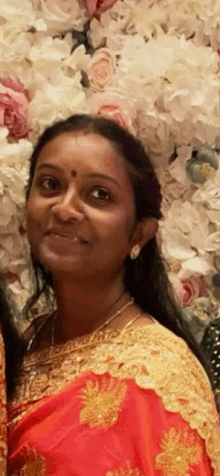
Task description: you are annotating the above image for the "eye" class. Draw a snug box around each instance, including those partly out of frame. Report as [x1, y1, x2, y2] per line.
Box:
[89, 187, 111, 201]
[39, 177, 61, 193]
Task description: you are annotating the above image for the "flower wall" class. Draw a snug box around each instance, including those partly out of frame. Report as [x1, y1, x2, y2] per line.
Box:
[1, 0, 220, 334]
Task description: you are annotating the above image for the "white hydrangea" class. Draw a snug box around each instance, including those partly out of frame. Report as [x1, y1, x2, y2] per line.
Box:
[30, 68, 88, 134]
[31, 0, 86, 35]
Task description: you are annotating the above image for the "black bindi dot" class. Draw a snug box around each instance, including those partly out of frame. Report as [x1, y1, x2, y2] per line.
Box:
[71, 170, 77, 177]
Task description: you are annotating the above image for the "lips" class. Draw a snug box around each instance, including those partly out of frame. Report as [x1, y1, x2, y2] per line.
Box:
[45, 228, 88, 244]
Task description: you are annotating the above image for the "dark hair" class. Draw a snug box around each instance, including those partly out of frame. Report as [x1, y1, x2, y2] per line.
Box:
[25, 114, 212, 380]
[0, 280, 26, 398]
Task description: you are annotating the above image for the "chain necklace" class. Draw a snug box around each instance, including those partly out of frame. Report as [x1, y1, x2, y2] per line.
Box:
[95, 297, 135, 332]
[51, 297, 135, 345]
[28, 296, 135, 352]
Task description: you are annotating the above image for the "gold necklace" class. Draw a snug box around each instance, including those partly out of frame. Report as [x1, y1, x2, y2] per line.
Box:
[95, 297, 135, 332]
[28, 296, 135, 352]
[51, 297, 135, 344]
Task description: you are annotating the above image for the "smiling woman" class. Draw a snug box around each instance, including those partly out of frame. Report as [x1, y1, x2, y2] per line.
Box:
[26, 132, 136, 285]
[5, 115, 220, 475]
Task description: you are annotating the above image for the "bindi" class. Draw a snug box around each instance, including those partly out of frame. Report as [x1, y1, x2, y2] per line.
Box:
[71, 170, 77, 177]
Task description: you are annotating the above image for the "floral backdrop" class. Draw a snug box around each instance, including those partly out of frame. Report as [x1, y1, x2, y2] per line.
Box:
[1, 0, 220, 339]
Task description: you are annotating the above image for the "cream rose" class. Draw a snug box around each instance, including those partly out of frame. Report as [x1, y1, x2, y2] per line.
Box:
[88, 48, 116, 92]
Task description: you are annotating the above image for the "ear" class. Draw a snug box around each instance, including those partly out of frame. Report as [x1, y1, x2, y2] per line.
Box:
[129, 218, 158, 252]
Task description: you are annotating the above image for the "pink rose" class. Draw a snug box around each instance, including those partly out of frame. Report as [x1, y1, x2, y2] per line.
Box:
[79, 0, 118, 17]
[97, 103, 128, 128]
[181, 275, 208, 307]
[89, 91, 136, 133]
[0, 79, 29, 140]
[88, 48, 116, 92]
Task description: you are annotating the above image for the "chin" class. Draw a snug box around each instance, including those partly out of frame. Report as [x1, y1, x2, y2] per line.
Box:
[37, 247, 82, 275]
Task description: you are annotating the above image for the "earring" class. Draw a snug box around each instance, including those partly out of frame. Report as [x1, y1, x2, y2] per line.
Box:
[130, 244, 141, 260]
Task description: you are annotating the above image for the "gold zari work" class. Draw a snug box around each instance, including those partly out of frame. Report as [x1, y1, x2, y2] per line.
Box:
[106, 460, 143, 475]
[155, 427, 201, 476]
[9, 447, 46, 476]
[79, 377, 127, 429]
[9, 323, 220, 475]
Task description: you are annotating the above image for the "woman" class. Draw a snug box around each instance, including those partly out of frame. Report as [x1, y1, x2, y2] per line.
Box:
[6, 115, 220, 475]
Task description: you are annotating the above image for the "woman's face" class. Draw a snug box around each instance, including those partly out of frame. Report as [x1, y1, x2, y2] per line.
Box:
[26, 132, 137, 281]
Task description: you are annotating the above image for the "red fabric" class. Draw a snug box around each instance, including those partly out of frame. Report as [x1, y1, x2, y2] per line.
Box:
[8, 371, 213, 475]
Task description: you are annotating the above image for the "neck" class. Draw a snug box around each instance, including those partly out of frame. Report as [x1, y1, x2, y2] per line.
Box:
[54, 275, 130, 342]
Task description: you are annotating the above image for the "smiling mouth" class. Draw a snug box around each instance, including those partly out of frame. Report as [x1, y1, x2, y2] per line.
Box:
[46, 231, 88, 244]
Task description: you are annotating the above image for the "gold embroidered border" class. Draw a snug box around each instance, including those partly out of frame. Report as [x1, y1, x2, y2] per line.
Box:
[8, 323, 220, 475]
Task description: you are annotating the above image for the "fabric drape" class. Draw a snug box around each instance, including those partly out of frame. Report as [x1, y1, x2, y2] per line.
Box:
[4, 322, 220, 475]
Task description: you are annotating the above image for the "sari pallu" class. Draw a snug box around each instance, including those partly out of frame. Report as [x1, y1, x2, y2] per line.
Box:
[7, 323, 220, 475]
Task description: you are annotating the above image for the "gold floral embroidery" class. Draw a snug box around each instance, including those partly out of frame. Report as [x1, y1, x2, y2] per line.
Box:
[79, 376, 127, 429]
[155, 427, 201, 476]
[9, 447, 47, 476]
[8, 323, 220, 475]
[106, 460, 143, 476]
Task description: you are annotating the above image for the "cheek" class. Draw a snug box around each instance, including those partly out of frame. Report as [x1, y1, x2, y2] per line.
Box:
[26, 197, 46, 242]
[26, 194, 46, 224]
[94, 208, 134, 243]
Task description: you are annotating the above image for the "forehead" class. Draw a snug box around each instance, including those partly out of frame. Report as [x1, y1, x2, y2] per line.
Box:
[36, 132, 130, 181]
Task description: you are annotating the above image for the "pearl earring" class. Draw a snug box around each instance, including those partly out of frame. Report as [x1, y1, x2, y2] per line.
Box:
[130, 244, 141, 260]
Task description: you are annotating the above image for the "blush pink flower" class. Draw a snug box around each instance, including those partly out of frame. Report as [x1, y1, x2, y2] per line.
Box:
[89, 91, 136, 133]
[97, 103, 129, 129]
[181, 275, 208, 307]
[88, 48, 116, 92]
[0, 79, 29, 140]
[79, 0, 118, 17]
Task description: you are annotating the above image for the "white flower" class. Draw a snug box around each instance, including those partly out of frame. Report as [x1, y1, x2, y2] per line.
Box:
[161, 199, 210, 262]
[30, 36, 71, 64]
[161, 227, 196, 261]
[191, 167, 220, 210]
[30, 68, 88, 134]
[135, 109, 174, 167]
[63, 44, 90, 74]
[0, 137, 33, 170]
[88, 1, 132, 51]
[31, 0, 86, 34]
[168, 146, 192, 185]
[181, 256, 215, 275]
[206, 210, 220, 227]
[204, 231, 220, 252]
[0, 0, 35, 23]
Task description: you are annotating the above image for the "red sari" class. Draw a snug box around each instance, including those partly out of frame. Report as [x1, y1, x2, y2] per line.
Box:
[4, 322, 220, 475]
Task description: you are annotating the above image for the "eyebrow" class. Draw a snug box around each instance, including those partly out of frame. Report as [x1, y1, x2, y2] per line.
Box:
[36, 163, 120, 188]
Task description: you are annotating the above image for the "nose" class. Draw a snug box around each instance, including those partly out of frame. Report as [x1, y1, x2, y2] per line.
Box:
[51, 190, 84, 223]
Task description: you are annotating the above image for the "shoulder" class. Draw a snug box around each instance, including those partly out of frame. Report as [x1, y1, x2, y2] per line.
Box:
[87, 322, 218, 427]
[87, 321, 213, 399]
[125, 322, 215, 399]
[88, 322, 220, 469]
